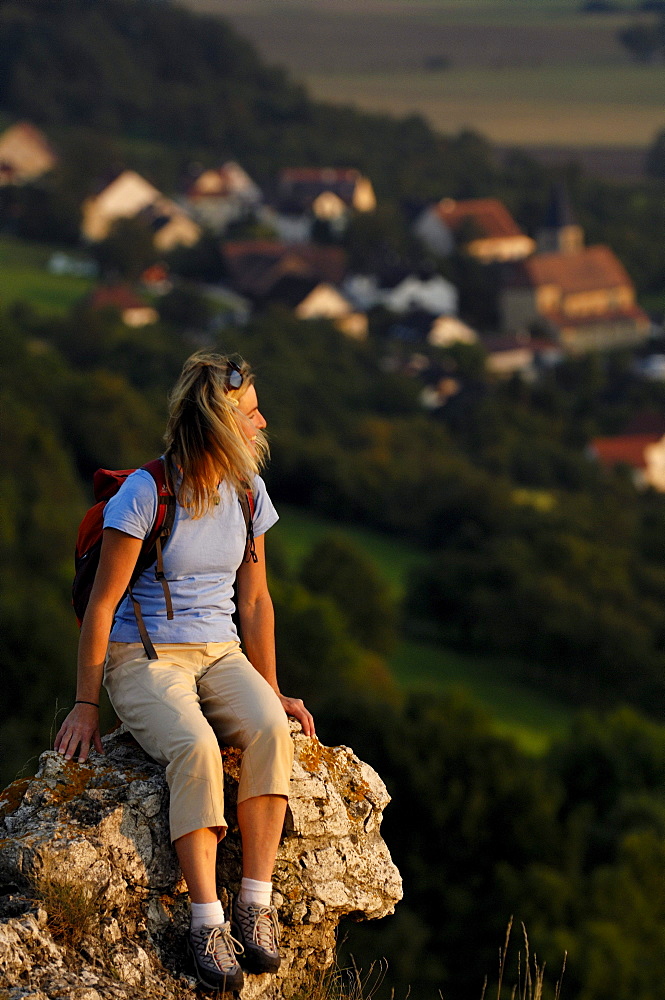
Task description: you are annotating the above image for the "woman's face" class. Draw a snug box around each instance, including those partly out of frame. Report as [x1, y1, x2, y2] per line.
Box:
[236, 384, 266, 454]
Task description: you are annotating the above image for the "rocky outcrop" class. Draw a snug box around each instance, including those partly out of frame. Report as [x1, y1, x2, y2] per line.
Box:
[0, 722, 402, 1000]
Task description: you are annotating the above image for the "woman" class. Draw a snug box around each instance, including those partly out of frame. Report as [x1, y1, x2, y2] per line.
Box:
[54, 352, 314, 992]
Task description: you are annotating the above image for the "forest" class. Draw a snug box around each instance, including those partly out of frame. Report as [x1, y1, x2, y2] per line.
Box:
[5, 299, 665, 999]
[3, 1, 665, 998]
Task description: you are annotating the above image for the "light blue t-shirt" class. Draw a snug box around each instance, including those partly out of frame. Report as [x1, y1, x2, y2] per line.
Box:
[103, 469, 278, 643]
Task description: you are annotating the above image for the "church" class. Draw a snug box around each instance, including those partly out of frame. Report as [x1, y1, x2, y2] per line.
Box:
[501, 185, 651, 352]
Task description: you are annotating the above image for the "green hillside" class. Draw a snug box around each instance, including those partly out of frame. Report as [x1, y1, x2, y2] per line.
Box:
[272, 503, 428, 597]
[273, 504, 572, 754]
[0, 237, 94, 316]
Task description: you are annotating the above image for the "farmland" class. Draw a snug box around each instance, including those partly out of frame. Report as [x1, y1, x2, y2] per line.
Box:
[189, 0, 665, 152]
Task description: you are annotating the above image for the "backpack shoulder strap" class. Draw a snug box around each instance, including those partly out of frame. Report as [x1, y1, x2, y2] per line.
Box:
[142, 457, 176, 540]
[239, 487, 257, 564]
[127, 458, 177, 659]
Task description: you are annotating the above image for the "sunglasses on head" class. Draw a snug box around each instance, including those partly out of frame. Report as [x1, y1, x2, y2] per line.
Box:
[225, 361, 244, 391]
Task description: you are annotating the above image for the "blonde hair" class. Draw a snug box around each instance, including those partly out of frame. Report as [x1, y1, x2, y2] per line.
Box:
[164, 351, 268, 517]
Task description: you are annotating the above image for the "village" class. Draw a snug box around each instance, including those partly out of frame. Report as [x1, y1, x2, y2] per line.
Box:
[1, 118, 664, 490]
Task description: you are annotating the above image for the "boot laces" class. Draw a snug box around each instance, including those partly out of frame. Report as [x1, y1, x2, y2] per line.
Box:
[242, 903, 280, 951]
[202, 924, 243, 973]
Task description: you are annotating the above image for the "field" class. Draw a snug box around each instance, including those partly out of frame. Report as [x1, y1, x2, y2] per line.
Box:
[391, 640, 572, 755]
[273, 502, 428, 597]
[0, 237, 94, 316]
[272, 503, 572, 754]
[189, 0, 665, 156]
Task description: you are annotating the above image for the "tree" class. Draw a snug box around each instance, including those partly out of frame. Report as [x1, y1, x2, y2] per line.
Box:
[646, 127, 665, 178]
[618, 21, 663, 62]
[299, 535, 398, 655]
[92, 216, 157, 281]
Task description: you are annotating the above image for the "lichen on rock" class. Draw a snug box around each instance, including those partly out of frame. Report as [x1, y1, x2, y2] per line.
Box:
[0, 721, 402, 1000]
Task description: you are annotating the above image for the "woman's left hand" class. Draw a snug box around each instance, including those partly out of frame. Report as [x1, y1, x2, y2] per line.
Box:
[279, 695, 315, 738]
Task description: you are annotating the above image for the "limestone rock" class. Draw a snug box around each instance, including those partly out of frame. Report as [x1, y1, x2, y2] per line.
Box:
[0, 722, 402, 999]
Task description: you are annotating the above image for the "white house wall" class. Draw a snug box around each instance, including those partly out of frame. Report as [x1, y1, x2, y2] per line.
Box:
[413, 208, 455, 257]
[384, 276, 457, 315]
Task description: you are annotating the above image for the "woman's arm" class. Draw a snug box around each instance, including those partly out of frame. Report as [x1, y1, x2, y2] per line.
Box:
[236, 533, 315, 737]
[54, 528, 143, 763]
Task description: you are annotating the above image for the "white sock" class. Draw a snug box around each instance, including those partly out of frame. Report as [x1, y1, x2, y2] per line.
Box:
[191, 900, 225, 930]
[239, 877, 272, 907]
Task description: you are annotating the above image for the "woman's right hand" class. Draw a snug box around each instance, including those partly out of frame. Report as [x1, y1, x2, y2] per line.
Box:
[54, 703, 104, 763]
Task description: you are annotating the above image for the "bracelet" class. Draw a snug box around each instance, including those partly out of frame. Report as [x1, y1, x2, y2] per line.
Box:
[75, 699, 99, 708]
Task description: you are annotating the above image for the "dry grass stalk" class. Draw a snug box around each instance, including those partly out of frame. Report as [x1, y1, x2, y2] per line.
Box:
[304, 957, 392, 1000]
[492, 919, 566, 1000]
[31, 855, 104, 950]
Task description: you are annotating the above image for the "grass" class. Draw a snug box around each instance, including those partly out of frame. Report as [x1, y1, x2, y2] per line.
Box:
[391, 640, 572, 755]
[486, 919, 566, 1000]
[272, 502, 428, 598]
[273, 504, 572, 754]
[304, 920, 564, 1000]
[31, 856, 104, 950]
[302, 957, 389, 1000]
[0, 235, 94, 315]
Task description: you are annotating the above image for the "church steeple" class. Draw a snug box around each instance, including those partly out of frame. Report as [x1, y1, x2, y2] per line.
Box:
[537, 183, 584, 254]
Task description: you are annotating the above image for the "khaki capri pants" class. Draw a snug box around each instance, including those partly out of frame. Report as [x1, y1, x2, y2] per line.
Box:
[104, 641, 294, 843]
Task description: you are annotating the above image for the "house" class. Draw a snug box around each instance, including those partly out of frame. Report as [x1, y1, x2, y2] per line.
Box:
[0, 122, 58, 185]
[183, 161, 262, 233]
[82, 170, 201, 252]
[502, 246, 651, 351]
[263, 167, 376, 242]
[414, 197, 536, 262]
[427, 315, 478, 348]
[420, 377, 462, 410]
[267, 273, 367, 339]
[634, 355, 665, 381]
[484, 336, 562, 378]
[502, 189, 651, 352]
[87, 284, 159, 327]
[277, 167, 376, 217]
[47, 252, 98, 279]
[141, 263, 172, 295]
[589, 433, 665, 491]
[221, 241, 347, 299]
[387, 309, 477, 348]
[342, 268, 458, 315]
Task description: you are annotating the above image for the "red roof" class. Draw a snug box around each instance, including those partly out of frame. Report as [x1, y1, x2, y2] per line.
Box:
[88, 284, 148, 311]
[511, 245, 632, 294]
[590, 434, 661, 470]
[280, 167, 362, 185]
[435, 198, 526, 239]
[222, 241, 347, 296]
[223, 240, 289, 259]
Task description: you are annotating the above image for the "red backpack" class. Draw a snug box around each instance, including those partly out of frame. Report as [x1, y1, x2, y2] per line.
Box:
[73, 458, 256, 660]
[73, 459, 176, 660]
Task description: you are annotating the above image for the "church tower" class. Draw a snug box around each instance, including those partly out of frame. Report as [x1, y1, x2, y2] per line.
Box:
[537, 182, 584, 254]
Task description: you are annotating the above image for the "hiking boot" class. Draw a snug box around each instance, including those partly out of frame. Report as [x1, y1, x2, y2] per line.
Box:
[188, 921, 244, 992]
[232, 897, 281, 974]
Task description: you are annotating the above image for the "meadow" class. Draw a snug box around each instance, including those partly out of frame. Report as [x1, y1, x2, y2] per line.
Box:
[0, 236, 94, 316]
[193, 0, 665, 150]
[272, 504, 573, 755]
